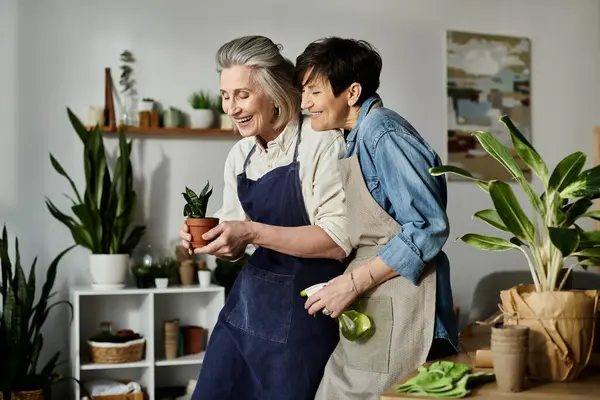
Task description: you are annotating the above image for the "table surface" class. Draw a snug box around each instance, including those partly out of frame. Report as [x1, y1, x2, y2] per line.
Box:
[380, 325, 600, 399]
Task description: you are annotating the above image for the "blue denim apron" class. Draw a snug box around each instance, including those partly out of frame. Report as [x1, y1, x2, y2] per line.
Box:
[192, 118, 343, 400]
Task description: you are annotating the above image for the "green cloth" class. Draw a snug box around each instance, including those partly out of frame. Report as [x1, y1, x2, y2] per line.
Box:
[396, 361, 495, 398]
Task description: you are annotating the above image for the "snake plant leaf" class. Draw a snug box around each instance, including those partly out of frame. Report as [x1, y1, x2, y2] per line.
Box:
[549, 228, 580, 257]
[473, 131, 544, 216]
[473, 209, 509, 232]
[458, 233, 521, 252]
[429, 166, 489, 193]
[548, 152, 586, 197]
[50, 155, 83, 204]
[560, 165, 600, 198]
[500, 115, 549, 186]
[489, 181, 535, 243]
[559, 198, 594, 227]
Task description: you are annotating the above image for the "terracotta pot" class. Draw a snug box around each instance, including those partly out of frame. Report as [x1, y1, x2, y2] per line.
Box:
[186, 218, 219, 249]
[181, 325, 204, 354]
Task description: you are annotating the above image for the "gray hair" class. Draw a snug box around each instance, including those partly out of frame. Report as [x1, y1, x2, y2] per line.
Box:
[216, 36, 300, 131]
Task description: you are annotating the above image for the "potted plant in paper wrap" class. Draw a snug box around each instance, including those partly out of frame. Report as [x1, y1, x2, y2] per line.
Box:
[45, 108, 146, 287]
[188, 90, 215, 128]
[183, 181, 219, 249]
[1, 226, 75, 399]
[430, 115, 600, 382]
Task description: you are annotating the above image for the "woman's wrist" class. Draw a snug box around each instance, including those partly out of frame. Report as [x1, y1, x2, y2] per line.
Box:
[351, 266, 375, 294]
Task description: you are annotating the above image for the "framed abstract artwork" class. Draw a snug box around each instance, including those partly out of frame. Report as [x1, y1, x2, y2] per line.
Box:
[446, 30, 531, 181]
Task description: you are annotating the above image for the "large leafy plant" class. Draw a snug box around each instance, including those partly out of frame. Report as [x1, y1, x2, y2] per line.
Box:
[45, 108, 146, 255]
[0, 225, 74, 397]
[431, 115, 600, 292]
[182, 181, 213, 218]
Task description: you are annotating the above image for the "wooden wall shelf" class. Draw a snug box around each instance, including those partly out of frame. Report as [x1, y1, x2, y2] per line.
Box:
[90, 126, 235, 136]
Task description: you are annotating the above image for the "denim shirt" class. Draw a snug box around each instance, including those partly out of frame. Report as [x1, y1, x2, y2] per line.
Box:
[345, 95, 459, 349]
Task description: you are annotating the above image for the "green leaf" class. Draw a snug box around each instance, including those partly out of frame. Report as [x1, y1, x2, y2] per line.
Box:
[583, 210, 600, 220]
[49, 154, 83, 203]
[549, 227, 580, 257]
[473, 131, 544, 215]
[561, 165, 600, 198]
[500, 115, 549, 186]
[473, 209, 509, 232]
[489, 181, 535, 243]
[548, 152, 586, 195]
[560, 198, 594, 227]
[429, 166, 489, 193]
[573, 248, 600, 258]
[458, 233, 521, 251]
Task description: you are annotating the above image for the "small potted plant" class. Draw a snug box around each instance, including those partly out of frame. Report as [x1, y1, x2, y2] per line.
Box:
[197, 260, 211, 288]
[152, 258, 178, 289]
[182, 181, 219, 249]
[139, 97, 154, 112]
[188, 90, 215, 128]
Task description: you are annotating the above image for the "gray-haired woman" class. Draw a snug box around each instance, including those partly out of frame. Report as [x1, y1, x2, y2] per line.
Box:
[180, 36, 352, 400]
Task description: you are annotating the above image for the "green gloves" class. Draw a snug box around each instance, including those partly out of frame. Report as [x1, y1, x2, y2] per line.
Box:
[396, 361, 495, 398]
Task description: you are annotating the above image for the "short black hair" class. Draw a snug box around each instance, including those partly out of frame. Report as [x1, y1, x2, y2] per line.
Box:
[294, 37, 382, 105]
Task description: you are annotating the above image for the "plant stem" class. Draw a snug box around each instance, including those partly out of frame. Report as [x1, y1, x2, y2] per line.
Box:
[558, 262, 578, 290]
[518, 247, 541, 291]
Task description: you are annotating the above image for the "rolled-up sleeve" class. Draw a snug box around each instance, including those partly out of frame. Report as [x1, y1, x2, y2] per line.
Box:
[374, 130, 449, 284]
[312, 134, 353, 256]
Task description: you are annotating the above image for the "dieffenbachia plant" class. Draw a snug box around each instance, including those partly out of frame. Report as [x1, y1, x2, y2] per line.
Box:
[430, 115, 600, 292]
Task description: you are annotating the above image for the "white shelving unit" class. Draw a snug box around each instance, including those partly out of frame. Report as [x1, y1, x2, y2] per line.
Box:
[70, 284, 225, 400]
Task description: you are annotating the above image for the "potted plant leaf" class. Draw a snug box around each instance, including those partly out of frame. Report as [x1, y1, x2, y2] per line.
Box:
[188, 90, 215, 128]
[430, 115, 600, 382]
[182, 181, 219, 249]
[45, 108, 146, 287]
[0, 225, 75, 399]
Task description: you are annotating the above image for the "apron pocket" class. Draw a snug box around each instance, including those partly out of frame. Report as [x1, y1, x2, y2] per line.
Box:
[334, 296, 393, 373]
[225, 264, 294, 344]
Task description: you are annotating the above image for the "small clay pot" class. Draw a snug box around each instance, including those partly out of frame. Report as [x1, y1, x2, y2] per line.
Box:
[186, 218, 219, 249]
[181, 325, 204, 354]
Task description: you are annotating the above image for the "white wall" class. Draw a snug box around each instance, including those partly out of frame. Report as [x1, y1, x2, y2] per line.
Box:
[2, 0, 600, 392]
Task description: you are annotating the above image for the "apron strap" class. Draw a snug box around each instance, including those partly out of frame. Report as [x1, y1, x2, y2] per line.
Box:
[242, 144, 257, 175]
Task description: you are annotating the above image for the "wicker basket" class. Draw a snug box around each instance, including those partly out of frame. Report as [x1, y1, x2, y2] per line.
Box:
[87, 338, 146, 364]
[0, 389, 44, 400]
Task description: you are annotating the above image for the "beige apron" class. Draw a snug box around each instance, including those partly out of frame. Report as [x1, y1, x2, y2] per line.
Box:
[314, 151, 437, 400]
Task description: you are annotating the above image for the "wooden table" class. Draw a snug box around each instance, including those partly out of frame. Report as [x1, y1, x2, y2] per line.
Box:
[381, 325, 600, 399]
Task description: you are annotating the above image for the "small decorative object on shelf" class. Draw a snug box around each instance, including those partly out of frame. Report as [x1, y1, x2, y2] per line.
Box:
[164, 319, 179, 360]
[182, 181, 219, 249]
[139, 98, 154, 112]
[88, 322, 146, 364]
[151, 257, 178, 288]
[119, 50, 136, 126]
[188, 90, 216, 128]
[163, 106, 181, 128]
[181, 325, 204, 354]
[88, 106, 105, 127]
[198, 262, 211, 288]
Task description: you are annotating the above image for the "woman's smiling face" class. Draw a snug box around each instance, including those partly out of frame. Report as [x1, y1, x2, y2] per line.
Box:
[220, 64, 278, 139]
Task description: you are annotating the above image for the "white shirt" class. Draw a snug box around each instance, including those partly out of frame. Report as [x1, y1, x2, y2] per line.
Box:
[214, 115, 352, 256]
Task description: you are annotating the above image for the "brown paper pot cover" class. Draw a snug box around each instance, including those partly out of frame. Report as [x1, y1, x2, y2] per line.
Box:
[500, 284, 599, 381]
[186, 218, 219, 249]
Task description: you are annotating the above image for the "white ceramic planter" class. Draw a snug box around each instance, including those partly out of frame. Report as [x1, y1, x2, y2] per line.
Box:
[190, 109, 214, 128]
[89, 254, 129, 286]
[198, 270, 211, 288]
[139, 101, 154, 111]
[155, 278, 169, 289]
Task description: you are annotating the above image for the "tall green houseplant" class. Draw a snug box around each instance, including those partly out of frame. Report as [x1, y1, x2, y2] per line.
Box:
[0, 226, 74, 398]
[45, 108, 146, 285]
[430, 115, 600, 292]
